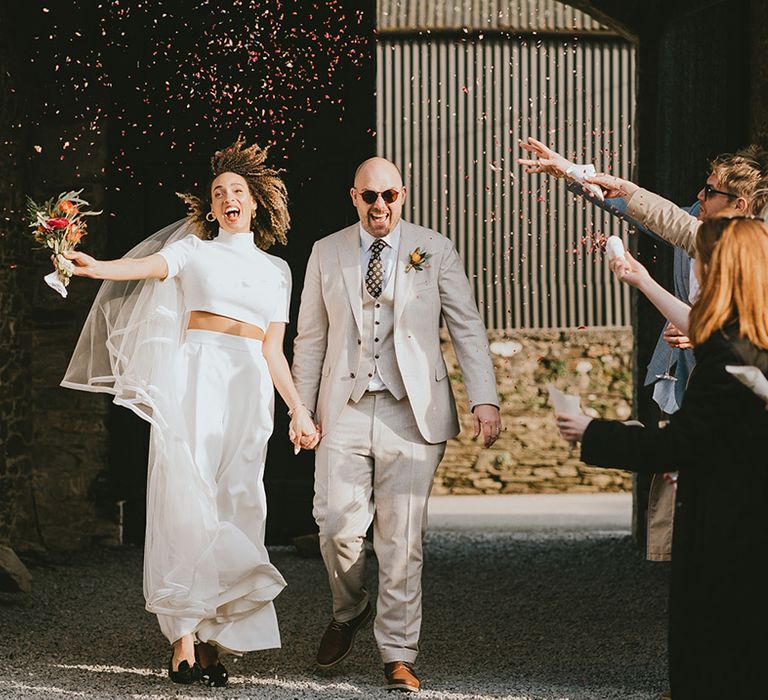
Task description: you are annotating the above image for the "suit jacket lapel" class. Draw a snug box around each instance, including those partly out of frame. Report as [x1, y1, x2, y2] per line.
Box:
[338, 224, 363, 334]
[394, 221, 419, 323]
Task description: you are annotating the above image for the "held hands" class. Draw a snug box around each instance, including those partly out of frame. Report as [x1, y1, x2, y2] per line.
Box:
[555, 413, 593, 444]
[288, 405, 321, 454]
[472, 404, 502, 448]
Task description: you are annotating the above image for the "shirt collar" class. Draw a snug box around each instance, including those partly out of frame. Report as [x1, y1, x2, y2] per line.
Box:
[359, 222, 401, 253]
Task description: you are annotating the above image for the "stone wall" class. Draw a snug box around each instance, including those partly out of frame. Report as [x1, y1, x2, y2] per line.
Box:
[435, 328, 634, 495]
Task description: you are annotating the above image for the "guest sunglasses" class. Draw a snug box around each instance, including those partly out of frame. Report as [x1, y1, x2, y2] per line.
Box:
[703, 183, 737, 200]
[357, 188, 400, 204]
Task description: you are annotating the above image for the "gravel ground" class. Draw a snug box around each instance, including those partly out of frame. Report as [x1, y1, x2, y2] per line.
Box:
[0, 528, 669, 699]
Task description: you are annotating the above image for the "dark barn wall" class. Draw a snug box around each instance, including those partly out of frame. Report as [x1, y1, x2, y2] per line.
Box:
[0, 0, 375, 550]
[0, 42, 34, 547]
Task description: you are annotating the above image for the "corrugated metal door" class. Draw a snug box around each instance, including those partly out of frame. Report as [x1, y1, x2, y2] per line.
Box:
[376, 32, 636, 330]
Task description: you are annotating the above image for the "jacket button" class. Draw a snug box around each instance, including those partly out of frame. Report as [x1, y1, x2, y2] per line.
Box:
[375, 303, 381, 308]
[357, 339, 361, 345]
[375, 354, 380, 359]
[368, 372, 373, 377]
[350, 372, 355, 378]
[374, 337, 379, 342]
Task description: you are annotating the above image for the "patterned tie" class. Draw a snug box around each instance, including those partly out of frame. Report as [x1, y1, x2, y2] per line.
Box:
[365, 239, 387, 298]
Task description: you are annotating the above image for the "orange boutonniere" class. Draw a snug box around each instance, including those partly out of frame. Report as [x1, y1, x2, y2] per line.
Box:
[405, 247, 431, 272]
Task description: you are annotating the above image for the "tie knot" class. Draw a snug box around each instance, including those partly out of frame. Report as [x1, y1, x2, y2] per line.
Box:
[370, 239, 386, 256]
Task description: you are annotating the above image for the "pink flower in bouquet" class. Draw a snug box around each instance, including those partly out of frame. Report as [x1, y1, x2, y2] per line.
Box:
[46, 217, 69, 229]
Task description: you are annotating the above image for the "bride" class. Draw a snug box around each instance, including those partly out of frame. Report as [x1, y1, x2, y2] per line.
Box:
[61, 138, 319, 687]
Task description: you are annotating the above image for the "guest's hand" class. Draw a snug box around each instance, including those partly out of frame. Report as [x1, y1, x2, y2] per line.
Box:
[556, 413, 593, 444]
[609, 250, 651, 290]
[584, 173, 639, 200]
[663, 324, 692, 350]
[518, 137, 573, 179]
[472, 404, 502, 448]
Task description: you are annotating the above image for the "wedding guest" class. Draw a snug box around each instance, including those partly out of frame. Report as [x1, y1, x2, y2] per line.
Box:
[557, 216, 768, 699]
[520, 138, 768, 553]
[519, 136, 709, 561]
[292, 156, 500, 692]
[61, 138, 319, 687]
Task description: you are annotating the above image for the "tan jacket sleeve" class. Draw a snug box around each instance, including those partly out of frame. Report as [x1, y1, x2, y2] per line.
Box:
[438, 240, 500, 409]
[625, 188, 700, 256]
[291, 242, 328, 413]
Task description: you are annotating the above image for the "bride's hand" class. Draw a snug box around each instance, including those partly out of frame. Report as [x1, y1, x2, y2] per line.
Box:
[289, 407, 320, 453]
[64, 250, 102, 278]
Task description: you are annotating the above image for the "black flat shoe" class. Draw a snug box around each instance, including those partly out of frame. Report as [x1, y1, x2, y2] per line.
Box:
[200, 660, 228, 687]
[167, 656, 201, 684]
[195, 644, 229, 687]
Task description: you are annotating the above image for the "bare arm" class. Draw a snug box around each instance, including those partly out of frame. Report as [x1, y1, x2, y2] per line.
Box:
[610, 251, 692, 335]
[65, 250, 169, 281]
[262, 322, 320, 451]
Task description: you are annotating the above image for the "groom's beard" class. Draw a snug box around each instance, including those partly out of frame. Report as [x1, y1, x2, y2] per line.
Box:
[366, 208, 394, 236]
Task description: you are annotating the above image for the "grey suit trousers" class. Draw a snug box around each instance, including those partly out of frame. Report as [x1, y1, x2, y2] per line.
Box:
[313, 390, 446, 664]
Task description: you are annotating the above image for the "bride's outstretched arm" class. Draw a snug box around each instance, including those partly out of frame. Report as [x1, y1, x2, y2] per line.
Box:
[65, 250, 169, 281]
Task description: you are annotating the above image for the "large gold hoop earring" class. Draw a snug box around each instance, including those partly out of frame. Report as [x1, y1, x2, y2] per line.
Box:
[205, 212, 216, 223]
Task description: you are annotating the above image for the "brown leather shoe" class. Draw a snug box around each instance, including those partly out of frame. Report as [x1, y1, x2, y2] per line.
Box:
[384, 661, 420, 693]
[316, 602, 372, 668]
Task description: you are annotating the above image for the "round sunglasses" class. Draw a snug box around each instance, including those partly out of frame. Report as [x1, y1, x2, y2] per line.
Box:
[357, 188, 400, 204]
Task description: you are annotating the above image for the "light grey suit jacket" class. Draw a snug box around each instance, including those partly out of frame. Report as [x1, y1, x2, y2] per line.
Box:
[292, 220, 499, 444]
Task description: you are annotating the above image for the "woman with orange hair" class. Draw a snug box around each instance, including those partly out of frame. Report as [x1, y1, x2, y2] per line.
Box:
[557, 217, 768, 699]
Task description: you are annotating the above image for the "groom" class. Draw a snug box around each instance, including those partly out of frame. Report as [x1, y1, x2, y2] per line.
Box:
[292, 157, 500, 692]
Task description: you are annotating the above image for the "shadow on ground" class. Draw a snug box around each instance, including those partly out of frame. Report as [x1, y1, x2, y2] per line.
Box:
[0, 529, 668, 699]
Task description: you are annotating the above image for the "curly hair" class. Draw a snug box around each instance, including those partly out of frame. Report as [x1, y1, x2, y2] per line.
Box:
[177, 137, 289, 249]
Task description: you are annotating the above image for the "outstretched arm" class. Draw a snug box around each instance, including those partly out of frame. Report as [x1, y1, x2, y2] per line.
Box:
[609, 251, 691, 335]
[519, 137, 672, 243]
[587, 175, 700, 256]
[65, 250, 168, 281]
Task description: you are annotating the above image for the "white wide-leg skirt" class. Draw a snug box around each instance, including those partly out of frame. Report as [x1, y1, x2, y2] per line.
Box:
[145, 329, 285, 654]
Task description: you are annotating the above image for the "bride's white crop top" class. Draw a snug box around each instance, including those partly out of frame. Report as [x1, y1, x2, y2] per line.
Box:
[158, 229, 291, 330]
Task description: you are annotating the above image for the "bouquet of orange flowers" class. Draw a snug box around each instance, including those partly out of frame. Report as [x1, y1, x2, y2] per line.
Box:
[26, 190, 102, 298]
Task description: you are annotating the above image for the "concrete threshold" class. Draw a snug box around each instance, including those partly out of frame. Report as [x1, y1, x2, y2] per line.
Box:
[427, 493, 632, 532]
